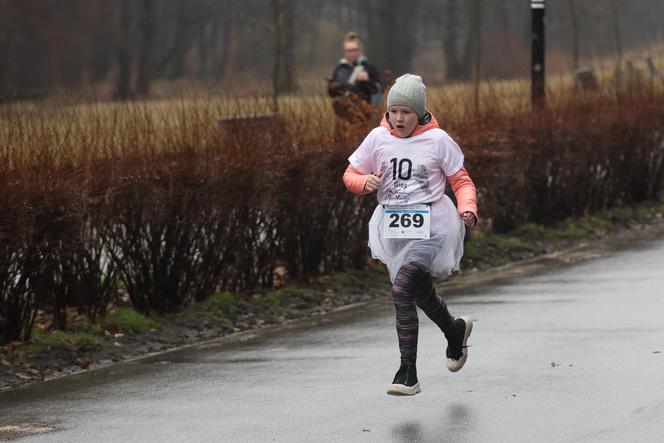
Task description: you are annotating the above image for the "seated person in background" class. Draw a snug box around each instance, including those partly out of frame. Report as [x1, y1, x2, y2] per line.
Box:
[328, 32, 383, 115]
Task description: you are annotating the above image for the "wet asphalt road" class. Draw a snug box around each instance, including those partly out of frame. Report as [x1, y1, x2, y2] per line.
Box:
[1, 240, 664, 442]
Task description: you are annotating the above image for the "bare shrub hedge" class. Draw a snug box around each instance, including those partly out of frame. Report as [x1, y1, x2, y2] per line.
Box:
[1, 88, 663, 343]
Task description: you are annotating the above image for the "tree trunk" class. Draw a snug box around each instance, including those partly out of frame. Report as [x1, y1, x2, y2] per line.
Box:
[115, 0, 132, 100]
[457, 1, 479, 82]
[365, 0, 384, 69]
[609, 0, 623, 90]
[609, 0, 622, 67]
[443, 0, 477, 81]
[279, 1, 299, 93]
[215, 19, 232, 83]
[568, 0, 580, 70]
[0, 33, 12, 99]
[198, 19, 215, 80]
[271, 0, 282, 113]
[136, 0, 155, 98]
[443, 0, 464, 81]
[472, 0, 482, 114]
[162, 0, 197, 80]
[367, 0, 419, 76]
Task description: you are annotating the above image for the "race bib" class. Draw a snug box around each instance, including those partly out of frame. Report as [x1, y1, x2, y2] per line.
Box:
[383, 204, 431, 239]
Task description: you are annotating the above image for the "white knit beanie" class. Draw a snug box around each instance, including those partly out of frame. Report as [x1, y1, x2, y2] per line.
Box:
[387, 74, 427, 118]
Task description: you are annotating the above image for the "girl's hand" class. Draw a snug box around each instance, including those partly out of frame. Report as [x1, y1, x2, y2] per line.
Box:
[363, 172, 383, 193]
[461, 211, 477, 227]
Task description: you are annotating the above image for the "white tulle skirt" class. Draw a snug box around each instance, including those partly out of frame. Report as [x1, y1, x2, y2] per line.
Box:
[368, 195, 466, 283]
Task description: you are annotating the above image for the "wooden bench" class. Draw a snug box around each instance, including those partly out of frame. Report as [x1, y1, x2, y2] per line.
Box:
[573, 68, 599, 92]
[625, 60, 644, 83]
[643, 54, 664, 79]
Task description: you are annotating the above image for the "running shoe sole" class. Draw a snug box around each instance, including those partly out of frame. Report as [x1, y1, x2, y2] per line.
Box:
[447, 315, 473, 372]
[387, 382, 421, 396]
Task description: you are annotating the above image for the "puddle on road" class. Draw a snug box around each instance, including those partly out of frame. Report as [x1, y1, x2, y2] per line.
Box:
[0, 422, 57, 440]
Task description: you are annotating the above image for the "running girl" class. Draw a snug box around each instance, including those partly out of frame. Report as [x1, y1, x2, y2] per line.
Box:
[343, 74, 478, 396]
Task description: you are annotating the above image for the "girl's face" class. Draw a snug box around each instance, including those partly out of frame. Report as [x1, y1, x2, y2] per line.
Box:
[388, 105, 419, 138]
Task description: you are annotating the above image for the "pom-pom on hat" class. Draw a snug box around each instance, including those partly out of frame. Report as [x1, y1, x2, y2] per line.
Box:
[387, 74, 427, 118]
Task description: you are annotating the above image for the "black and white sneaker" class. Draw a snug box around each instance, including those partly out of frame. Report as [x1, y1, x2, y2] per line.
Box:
[445, 316, 473, 372]
[387, 364, 421, 396]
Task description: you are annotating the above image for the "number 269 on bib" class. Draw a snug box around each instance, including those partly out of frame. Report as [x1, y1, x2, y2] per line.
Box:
[383, 204, 431, 239]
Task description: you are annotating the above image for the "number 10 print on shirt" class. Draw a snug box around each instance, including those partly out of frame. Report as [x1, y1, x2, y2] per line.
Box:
[390, 158, 412, 180]
[382, 158, 432, 205]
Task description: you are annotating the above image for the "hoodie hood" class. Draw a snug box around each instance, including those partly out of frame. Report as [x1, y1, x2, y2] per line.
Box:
[380, 111, 440, 138]
[339, 55, 367, 65]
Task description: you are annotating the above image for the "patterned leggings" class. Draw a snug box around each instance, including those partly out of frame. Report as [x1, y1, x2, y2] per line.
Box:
[392, 262, 455, 365]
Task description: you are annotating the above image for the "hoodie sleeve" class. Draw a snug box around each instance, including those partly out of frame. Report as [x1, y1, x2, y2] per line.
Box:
[448, 167, 478, 218]
[343, 164, 370, 195]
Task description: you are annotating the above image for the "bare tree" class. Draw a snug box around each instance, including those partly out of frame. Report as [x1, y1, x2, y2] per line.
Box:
[279, 1, 299, 93]
[156, 0, 216, 81]
[440, 0, 478, 82]
[161, 0, 197, 80]
[609, 0, 623, 67]
[214, 17, 233, 82]
[0, 8, 17, 99]
[136, 0, 155, 97]
[472, 0, 483, 114]
[115, 0, 133, 100]
[198, 11, 223, 80]
[2, 0, 663, 99]
[443, 0, 463, 80]
[366, 0, 420, 76]
[272, 0, 283, 112]
[568, 0, 580, 69]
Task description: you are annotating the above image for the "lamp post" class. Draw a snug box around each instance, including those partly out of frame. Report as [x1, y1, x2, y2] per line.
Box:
[531, 0, 546, 107]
